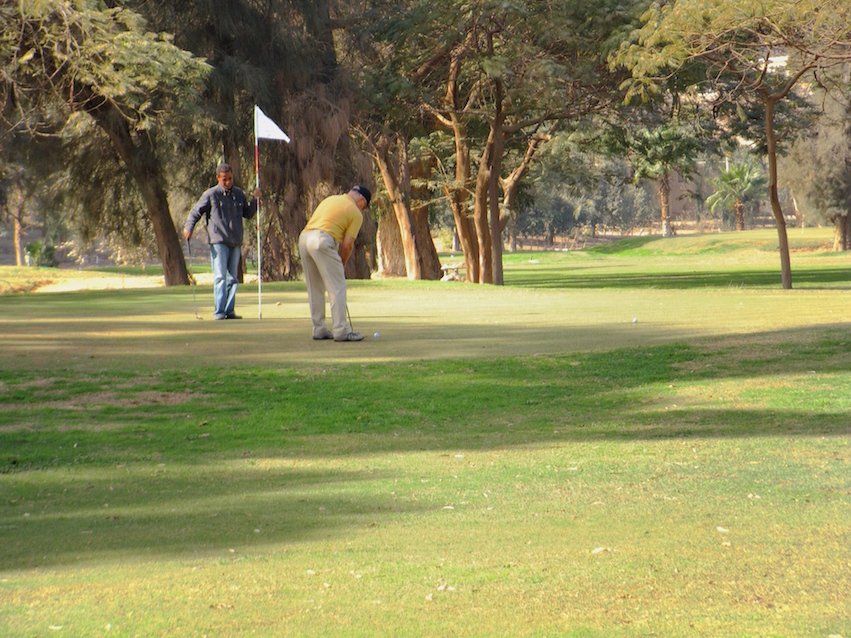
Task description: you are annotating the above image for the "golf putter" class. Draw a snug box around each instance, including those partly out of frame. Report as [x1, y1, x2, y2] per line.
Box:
[346, 302, 354, 332]
[187, 238, 202, 320]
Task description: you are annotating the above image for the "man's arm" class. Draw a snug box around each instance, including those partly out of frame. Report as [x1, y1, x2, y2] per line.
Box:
[339, 235, 355, 266]
[244, 188, 262, 219]
[184, 191, 211, 240]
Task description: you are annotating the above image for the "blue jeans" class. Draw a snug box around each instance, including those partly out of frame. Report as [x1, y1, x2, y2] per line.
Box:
[210, 243, 241, 318]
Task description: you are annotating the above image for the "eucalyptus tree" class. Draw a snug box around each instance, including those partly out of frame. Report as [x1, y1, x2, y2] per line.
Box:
[615, 0, 851, 288]
[351, 5, 442, 281]
[1, 1, 211, 285]
[374, 0, 637, 284]
[137, 0, 374, 281]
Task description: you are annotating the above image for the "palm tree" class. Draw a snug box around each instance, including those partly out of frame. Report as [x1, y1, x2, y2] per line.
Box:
[627, 126, 703, 236]
[706, 161, 768, 231]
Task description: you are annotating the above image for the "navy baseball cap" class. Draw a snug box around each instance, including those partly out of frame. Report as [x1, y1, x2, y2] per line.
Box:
[352, 185, 371, 207]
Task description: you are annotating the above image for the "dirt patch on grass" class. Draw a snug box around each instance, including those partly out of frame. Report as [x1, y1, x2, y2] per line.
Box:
[31, 272, 256, 292]
[30, 390, 205, 409]
[34, 274, 167, 293]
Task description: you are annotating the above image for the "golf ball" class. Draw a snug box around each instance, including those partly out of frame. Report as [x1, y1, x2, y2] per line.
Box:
[374, 332, 380, 339]
[633, 317, 638, 323]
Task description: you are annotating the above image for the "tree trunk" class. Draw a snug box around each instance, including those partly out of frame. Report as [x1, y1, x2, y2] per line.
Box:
[377, 213, 406, 276]
[845, 214, 851, 251]
[473, 126, 495, 284]
[734, 200, 745, 231]
[374, 135, 421, 280]
[344, 210, 375, 279]
[12, 197, 24, 267]
[501, 127, 554, 255]
[765, 98, 792, 289]
[488, 72, 506, 286]
[87, 100, 189, 286]
[445, 125, 479, 283]
[410, 155, 442, 279]
[833, 216, 845, 251]
[443, 50, 479, 283]
[301, 0, 338, 81]
[659, 173, 673, 236]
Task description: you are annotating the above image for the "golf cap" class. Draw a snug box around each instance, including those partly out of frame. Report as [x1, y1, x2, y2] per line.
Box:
[352, 185, 371, 207]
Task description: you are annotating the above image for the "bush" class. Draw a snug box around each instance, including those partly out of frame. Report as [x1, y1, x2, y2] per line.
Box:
[24, 241, 57, 267]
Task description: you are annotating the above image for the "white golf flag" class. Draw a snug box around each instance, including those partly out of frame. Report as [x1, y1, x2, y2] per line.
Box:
[254, 105, 290, 142]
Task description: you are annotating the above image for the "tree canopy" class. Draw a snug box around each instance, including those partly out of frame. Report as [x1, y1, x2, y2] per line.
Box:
[2, 0, 211, 284]
[615, 0, 851, 288]
[4, 0, 851, 289]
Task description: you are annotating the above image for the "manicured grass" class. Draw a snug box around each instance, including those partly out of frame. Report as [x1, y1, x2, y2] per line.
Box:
[1, 230, 850, 637]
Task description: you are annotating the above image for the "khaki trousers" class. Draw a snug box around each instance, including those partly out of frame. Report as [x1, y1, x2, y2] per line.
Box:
[298, 229, 350, 339]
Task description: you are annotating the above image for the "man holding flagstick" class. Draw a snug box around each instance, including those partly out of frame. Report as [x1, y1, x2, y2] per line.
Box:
[184, 163, 261, 320]
[253, 105, 291, 319]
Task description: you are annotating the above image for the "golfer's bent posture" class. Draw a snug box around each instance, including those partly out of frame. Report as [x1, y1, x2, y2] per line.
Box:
[298, 186, 370, 342]
[184, 164, 261, 320]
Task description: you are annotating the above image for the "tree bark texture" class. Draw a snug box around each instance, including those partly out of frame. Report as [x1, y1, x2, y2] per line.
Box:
[375, 135, 421, 280]
[659, 174, 673, 237]
[410, 155, 442, 280]
[765, 98, 793, 289]
[488, 72, 506, 286]
[377, 213, 406, 277]
[443, 50, 479, 283]
[833, 216, 846, 251]
[344, 210, 376, 280]
[473, 126, 496, 284]
[734, 200, 745, 231]
[12, 194, 24, 267]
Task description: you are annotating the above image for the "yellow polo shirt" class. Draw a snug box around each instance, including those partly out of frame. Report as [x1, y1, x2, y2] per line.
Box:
[304, 195, 363, 243]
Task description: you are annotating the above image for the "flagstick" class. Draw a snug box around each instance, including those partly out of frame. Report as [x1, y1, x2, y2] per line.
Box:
[252, 105, 290, 322]
[255, 139, 262, 320]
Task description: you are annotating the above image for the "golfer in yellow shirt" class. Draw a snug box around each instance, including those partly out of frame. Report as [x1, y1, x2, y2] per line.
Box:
[298, 186, 370, 342]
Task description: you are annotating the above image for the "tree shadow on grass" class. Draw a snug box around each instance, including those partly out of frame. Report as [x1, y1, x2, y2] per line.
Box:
[3, 323, 850, 466]
[2, 325, 850, 571]
[506, 265, 851, 289]
[0, 465, 417, 571]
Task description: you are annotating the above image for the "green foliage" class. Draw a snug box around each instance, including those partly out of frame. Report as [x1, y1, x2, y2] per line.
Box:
[614, 0, 851, 103]
[626, 124, 704, 182]
[782, 94, 851, 225]
[522, 139, 656, 236]
[1, 0, 214, 272]
[2, 1, 210, 131]
[705, 160, 767, 214]
[23, 240, 56, 267]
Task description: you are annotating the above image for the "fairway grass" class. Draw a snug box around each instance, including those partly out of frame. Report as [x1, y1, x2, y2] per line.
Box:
[1, 231, 850, 637]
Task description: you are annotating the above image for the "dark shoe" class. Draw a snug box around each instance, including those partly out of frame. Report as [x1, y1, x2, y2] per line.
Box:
[226, 313, 242, 320]
[313, 331, 334, 341]
[335, 332, 364, 342]
[213, 314, 227, 320]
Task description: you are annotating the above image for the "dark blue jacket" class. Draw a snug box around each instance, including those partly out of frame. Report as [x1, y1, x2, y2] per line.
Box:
[185, 184, 257, 247]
